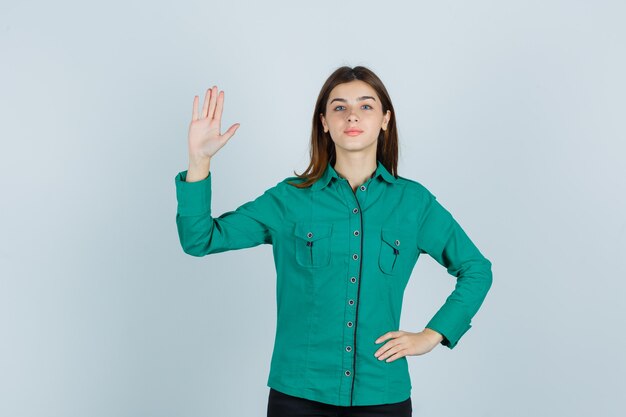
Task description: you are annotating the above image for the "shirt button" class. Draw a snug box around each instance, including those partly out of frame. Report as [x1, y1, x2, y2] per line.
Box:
[348, 299, 354, 305]
[345, 370, 351, 376]
[346, 346, 352, 352]
[353, 208, 359, 214]
[350, 277, 357, 283]
[353, 230, 359, 236]
[395, 239, 400, 246]
[352, 254, 358, 260]
[307, 232, 313, 238]
[347, 321, 353, 327]
[360, 185, 366, 191]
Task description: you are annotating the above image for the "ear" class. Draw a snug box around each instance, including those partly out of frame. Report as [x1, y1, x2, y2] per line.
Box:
[382, 110, 391, 130]
[320, 113, 329, 133]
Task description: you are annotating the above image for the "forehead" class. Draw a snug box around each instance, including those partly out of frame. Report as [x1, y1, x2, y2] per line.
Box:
[328, 80, 379, 101]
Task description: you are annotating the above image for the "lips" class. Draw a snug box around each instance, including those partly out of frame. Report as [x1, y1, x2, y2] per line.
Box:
[345, 129, 363, 136]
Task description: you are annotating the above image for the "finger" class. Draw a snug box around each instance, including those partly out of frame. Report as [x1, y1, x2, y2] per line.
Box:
[385, 349, 408, 363]
[208, 85, 218, 120]
[192, 95, 198, 121]
[381, 344, 404, 360]
[375, 340, 396, 358]
[220, 123, 240, 141]
[202, 88, 211, 119]
[214, 90, 224, 122]
[387, 338, 401, 350]
[375, 333, 391, 344]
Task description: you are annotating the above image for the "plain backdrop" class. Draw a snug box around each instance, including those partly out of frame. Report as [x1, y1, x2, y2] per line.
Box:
[1, 1, 624, 416]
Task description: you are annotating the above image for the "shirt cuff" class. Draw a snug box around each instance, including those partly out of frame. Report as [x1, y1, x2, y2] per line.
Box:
[425, 303, 472, 350]
[174, 170, 212, 217]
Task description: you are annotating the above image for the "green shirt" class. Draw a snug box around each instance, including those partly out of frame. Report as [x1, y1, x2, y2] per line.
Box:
[174, 159, 492, 407]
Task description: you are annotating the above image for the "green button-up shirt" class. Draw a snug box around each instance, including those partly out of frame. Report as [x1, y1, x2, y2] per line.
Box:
[174, 159, 492, 406]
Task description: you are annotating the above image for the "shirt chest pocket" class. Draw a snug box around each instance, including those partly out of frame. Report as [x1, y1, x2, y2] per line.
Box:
[378, 228, 416, 275]
[294, 222, 333, 268]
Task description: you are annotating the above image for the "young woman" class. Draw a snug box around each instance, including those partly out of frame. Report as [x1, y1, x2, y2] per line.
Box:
[174, 66, 493, 417]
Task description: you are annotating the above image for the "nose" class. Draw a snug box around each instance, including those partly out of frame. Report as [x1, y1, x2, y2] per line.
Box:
[347, 110, 359, 122]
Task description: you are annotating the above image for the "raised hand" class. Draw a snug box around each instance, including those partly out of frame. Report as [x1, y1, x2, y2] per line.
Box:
[187, 85, 240, 164]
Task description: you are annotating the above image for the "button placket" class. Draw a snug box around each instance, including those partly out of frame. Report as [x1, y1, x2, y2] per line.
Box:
[339, 181, 365, 399]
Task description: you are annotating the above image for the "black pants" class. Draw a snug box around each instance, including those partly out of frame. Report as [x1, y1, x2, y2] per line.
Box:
[267, 388, 412, 417]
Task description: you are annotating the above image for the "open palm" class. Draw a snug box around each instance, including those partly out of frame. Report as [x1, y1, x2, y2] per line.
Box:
[187, 85, 240, 161]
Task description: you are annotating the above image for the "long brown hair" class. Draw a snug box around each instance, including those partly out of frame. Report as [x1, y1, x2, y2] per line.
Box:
[287, 65, 399, 188]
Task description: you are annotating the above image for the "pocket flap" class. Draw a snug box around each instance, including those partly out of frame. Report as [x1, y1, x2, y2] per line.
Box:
[381, 228, 404, 248]
[295, 222, 333, 242]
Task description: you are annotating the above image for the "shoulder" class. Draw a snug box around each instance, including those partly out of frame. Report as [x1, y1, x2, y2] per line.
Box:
[260, 175, 307, 197]
[395, 175, 436, 201]
[281, 175, 307, 185]
[275, 175, 310, 191]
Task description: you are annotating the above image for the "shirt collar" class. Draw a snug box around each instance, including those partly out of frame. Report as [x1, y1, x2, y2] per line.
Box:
[312, 159, 397, 191]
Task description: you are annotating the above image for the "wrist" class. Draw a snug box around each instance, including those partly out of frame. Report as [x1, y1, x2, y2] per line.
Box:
[188, 154, 211, 168]
[423, 328, 444, 344]
[186, 157, 211, 182]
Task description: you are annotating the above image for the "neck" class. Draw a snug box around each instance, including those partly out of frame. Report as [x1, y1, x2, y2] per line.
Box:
[333, 154, 377, 190]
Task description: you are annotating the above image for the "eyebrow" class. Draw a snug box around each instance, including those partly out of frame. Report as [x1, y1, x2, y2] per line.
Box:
[330, 96, 377, 104]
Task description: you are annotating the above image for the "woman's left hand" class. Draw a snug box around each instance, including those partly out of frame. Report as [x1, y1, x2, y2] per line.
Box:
[373, 329, 443, 362]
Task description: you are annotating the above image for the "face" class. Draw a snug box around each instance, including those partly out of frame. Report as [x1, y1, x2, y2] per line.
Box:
[320, 80, 391, 155]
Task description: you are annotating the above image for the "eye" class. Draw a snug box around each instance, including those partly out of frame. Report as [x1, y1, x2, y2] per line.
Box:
[333, 104, 373, 111]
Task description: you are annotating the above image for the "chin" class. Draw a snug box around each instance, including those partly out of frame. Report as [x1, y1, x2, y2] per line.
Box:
[336, 143, 377, 153]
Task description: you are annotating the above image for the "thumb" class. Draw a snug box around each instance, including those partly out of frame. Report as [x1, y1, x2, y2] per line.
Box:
[221, 123, 240, 142]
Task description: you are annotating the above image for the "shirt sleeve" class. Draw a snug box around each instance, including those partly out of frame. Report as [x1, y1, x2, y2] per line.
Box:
[174, 169, 281, 257]
[416, 190, 493, 349]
